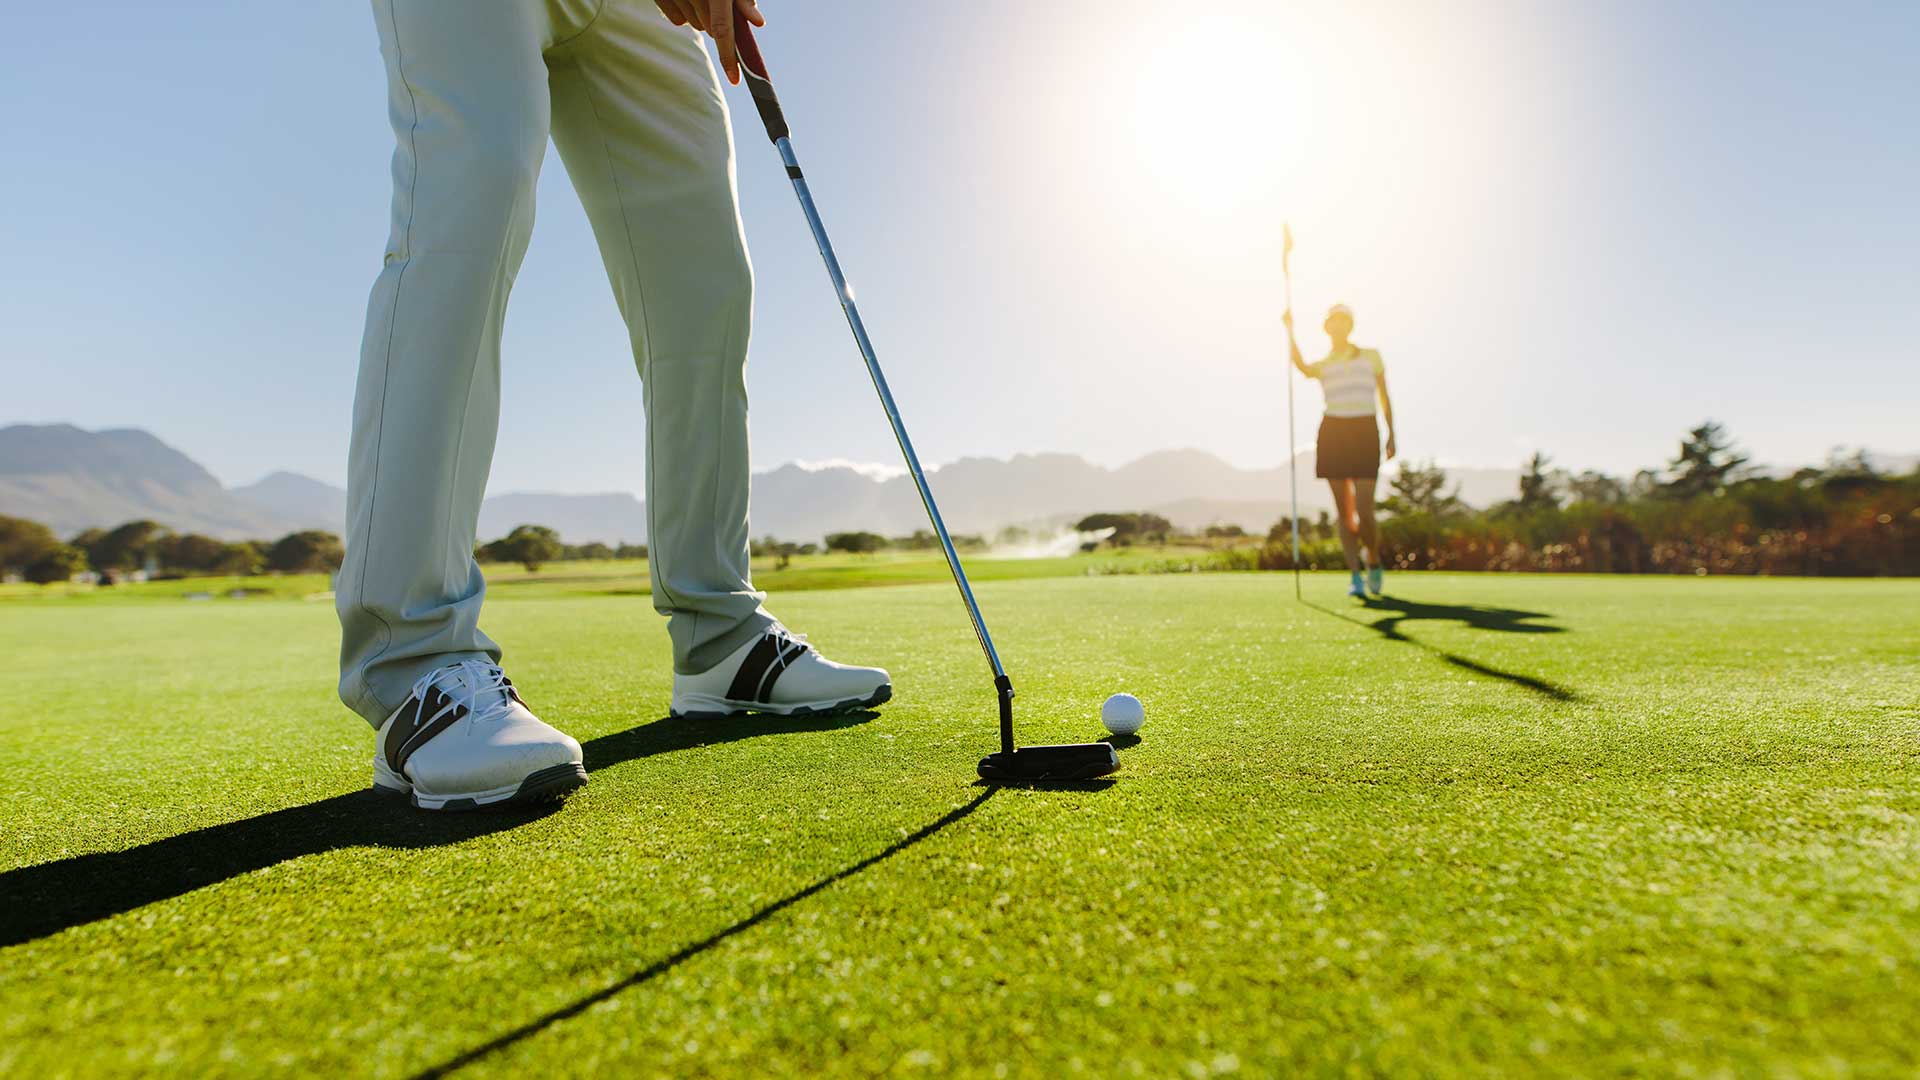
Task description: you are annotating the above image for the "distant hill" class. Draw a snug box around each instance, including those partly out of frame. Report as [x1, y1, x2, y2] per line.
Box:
[0, 425, 658, 543]
[230, 471, 349, 530]
[0, 424, 298, 539]
[223, 475, 648, 544]
[3, 422, 1548, 544]
[749, 449, 1527, 539]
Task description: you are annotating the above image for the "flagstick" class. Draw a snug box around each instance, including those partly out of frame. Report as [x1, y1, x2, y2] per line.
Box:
[1283, 224, 1301, 600]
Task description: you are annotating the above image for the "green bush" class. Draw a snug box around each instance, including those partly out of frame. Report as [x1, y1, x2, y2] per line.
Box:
[825, 531, 886, 555]
[1, 516, 69, 576]
[480, 525, 564, 572]
[267, 531, 346, 574]
[25, 544, 88, 584]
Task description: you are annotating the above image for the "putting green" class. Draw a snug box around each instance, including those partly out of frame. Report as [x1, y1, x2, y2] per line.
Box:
[2, 572, 1916, 1076]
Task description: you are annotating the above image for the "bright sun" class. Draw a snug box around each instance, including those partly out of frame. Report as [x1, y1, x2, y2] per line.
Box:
[1120, 23, 1308, 208]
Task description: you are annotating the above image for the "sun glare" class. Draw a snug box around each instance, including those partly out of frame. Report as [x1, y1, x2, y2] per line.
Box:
[1121, 24, 1308, 209]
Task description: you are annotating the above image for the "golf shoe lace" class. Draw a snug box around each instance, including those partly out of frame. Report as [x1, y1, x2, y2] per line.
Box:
[765, 623, 814, 681]
[768, 622, 810, 650]
[407, 659, 516, 731]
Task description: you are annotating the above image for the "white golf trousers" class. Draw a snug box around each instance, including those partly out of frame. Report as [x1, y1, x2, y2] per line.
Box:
[338, 0, 772, 724]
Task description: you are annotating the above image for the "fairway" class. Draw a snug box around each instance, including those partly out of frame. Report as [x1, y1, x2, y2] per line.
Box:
[3, 572, 1917, 1076]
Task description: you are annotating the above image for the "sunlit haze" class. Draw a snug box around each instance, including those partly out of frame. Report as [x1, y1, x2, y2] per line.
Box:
[2, 1, 1914, 495]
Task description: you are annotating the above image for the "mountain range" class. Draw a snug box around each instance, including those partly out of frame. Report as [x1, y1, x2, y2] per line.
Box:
[0, 421, 1625, 544]
[0, 425, 296, 540]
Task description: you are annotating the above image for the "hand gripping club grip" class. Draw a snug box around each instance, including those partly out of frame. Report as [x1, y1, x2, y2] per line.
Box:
[733, 21, 790, 143]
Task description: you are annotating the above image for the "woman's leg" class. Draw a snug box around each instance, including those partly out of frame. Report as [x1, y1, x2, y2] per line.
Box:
[1353, 478, 1383, 566]
[1327, 480, 1362, 572]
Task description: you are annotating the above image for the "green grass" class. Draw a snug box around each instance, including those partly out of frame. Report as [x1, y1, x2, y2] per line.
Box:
[2, 572, 1916, 1077]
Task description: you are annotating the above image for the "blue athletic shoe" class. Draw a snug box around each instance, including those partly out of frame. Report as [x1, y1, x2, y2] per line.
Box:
[1367, 566, 1384, 597]
[1348, 572, 1367, 598]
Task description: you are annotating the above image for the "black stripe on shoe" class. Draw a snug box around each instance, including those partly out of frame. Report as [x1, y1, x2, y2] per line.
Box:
[724, 634, 788, 703]
[383, 687, 465, 774]
[754, 638, 810, 703]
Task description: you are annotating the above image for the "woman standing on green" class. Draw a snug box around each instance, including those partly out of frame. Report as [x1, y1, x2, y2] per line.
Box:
[1285, 303, 1397, 598]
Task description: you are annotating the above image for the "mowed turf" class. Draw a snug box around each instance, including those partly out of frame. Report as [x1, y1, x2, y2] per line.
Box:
[2, 572, 1916, 1077]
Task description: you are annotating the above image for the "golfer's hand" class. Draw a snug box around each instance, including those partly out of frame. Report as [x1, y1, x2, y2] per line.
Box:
[1281, 309, 1293, 332]
[654, 0, 766, 85]
[1384, 434, 1398, 461]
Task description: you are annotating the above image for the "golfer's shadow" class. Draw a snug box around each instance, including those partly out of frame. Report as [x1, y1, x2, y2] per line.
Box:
[411, 787, 998, 1079]
[0, 710, 878, 950]
[1306, 596, 1582, 702]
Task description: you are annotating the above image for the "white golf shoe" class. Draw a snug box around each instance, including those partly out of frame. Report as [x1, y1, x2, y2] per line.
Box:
[671, 623, 891, 720]
[372, 659, 586, 811]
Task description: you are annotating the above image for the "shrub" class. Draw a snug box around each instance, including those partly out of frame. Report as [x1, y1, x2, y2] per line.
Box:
[1, 515, 68, 576]
[481, 525, 563, 572]
[825, 531, 886, 555]
[267, 530, 346, 574]
[25, 544, 88, 584]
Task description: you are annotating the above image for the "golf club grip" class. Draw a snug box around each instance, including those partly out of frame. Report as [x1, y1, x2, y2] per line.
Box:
[733, 21, 790, 143]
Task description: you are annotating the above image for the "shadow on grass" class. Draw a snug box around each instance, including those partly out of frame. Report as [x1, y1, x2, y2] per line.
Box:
[410, 788, 998, 1079]
[1305, 597, 1583, 703]
[1358, 595, 1565, 636]
[0, 710, 878, 950]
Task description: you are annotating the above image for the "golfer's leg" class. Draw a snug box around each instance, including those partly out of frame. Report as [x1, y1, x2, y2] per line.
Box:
[1353, 479, 1383, 564]
[1327, 480, 1362, 572]
[337, 0, 554, 724]
[547, 8, 773, 675]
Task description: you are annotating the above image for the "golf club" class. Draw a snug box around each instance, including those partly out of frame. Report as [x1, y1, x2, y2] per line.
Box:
[733, 23, 1119, 783]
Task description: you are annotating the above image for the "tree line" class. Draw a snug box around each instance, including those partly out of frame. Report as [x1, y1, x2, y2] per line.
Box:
[475, 525, 647, 571]
[1259, 422, 1918, 576]
[0, 518, 648, 582]
[5, 421, 1911, 582]
[0, 518, 347, 584]
[0, 514, 1002, 581]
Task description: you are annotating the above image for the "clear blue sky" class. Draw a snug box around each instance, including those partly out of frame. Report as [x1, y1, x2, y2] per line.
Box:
[3, 1, 1915, 494]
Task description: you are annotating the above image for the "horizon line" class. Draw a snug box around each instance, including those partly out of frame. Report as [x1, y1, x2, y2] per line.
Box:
[4, 421, 1914, 498]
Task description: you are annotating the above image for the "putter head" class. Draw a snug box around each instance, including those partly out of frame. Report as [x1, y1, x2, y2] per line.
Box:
[977, 743, 1120, 783]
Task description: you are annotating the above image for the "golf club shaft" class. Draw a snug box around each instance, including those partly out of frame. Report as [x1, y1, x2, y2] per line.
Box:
[734, 23, 1015, 752]
[776, 138, 1005, 681]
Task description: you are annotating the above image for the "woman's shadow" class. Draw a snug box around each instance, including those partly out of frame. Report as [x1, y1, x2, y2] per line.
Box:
[1306, 595, 1582, 703]
[0, 709, 878, 949]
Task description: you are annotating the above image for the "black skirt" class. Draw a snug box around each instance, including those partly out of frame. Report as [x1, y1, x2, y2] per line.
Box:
[1315, 415, 1381, 480]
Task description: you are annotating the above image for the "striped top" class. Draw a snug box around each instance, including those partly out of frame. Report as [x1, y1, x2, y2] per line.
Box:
[1306, 347, 1384, 418]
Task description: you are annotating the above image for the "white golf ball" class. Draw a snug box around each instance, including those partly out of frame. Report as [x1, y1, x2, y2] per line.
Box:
[1101, 692, 1145, 736]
